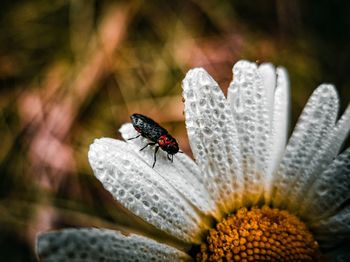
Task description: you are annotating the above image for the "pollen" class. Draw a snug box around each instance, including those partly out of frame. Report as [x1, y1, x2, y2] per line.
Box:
[197, 206, 320, 261]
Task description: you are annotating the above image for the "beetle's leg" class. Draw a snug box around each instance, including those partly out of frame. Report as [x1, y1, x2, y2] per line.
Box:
[171, 154, 174, 162]
[128, 134, 141, 140]
[166, 154, 174, 162]
[140, 142, 156, 151]
[152, 146, 159, 168]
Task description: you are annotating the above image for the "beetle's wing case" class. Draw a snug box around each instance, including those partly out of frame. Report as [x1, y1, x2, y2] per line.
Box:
[130, 114, 168, 142]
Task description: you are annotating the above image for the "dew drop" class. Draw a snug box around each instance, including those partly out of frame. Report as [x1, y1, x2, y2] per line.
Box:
[203, 127, 213, 136]
[123, 160, 130, 167]
[190, 102, 196, 111]
[210, 98, 215, 107]
[152, 194, 159, 201]
[233, 95, 244, 113]
[187, 90, 194, 98]
[151, 207, 158, 213]
[317, 184, 328, 196]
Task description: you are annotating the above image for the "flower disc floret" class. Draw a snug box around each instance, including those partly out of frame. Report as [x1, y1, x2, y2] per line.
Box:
[197, 206, 320, 261]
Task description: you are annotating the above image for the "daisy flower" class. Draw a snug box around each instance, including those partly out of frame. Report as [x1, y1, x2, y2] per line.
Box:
[37, 60, 350, 261]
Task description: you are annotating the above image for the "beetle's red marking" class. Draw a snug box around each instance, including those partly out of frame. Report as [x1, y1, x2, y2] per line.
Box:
[158, 135, 174, 146]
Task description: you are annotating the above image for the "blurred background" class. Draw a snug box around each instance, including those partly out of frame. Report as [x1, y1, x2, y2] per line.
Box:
[1, 0, 350, 260]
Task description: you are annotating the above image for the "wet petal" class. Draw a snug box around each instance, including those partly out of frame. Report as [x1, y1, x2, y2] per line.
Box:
[88, 138, 208, 243]
[333, 105, 350, 154]
[37, 228, 191, 261]
[300, 148, 350, 220]
[310, 104, 350, 173]
[258, 63, 277, 123]
[310, 205, 350, 248]
[289, 105, 350, 213]
[271, 84, 339, 209]
[264, 67, 290, 202]
[119, 123, 218, 219]
[227, 60, 272, 205]
[183, 68, 243, 214]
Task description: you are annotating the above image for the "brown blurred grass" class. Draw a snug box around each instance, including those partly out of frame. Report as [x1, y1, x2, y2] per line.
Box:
[0, 0, 350, 260]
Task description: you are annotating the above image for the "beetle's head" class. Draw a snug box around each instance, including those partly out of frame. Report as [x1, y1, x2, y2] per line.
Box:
[158, 135, 179, 154]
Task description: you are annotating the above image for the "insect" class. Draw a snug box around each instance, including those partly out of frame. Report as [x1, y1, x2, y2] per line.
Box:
[129, 113, 181, 168]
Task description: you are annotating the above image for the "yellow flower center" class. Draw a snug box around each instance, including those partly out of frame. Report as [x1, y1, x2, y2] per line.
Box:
[196, 206, 320, 261]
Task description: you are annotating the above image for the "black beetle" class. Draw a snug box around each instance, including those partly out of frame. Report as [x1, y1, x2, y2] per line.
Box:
[129, 113, 181, 168]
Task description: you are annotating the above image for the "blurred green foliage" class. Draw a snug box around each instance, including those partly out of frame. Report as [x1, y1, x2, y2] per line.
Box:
[0, 0, 349, 260]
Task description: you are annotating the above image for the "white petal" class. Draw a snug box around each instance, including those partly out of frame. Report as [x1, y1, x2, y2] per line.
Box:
[88, 138, 207, 243]
[37, 228, 191, 261]
[271, 84, 339, 209]
[227, 60, 271, 205]
[310, 205, 350, 248]
[119, 123, 218, 219]
[334, 105, 350, 154]
[183, 68, 243, 214]
[258, 62, 276, 124]
[287, 98, 350, 213]
[265, 67, 290, 202]
[314, 104, 350, 167]
[300, 148, 350, 220]
[292, 105, 350, 209]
